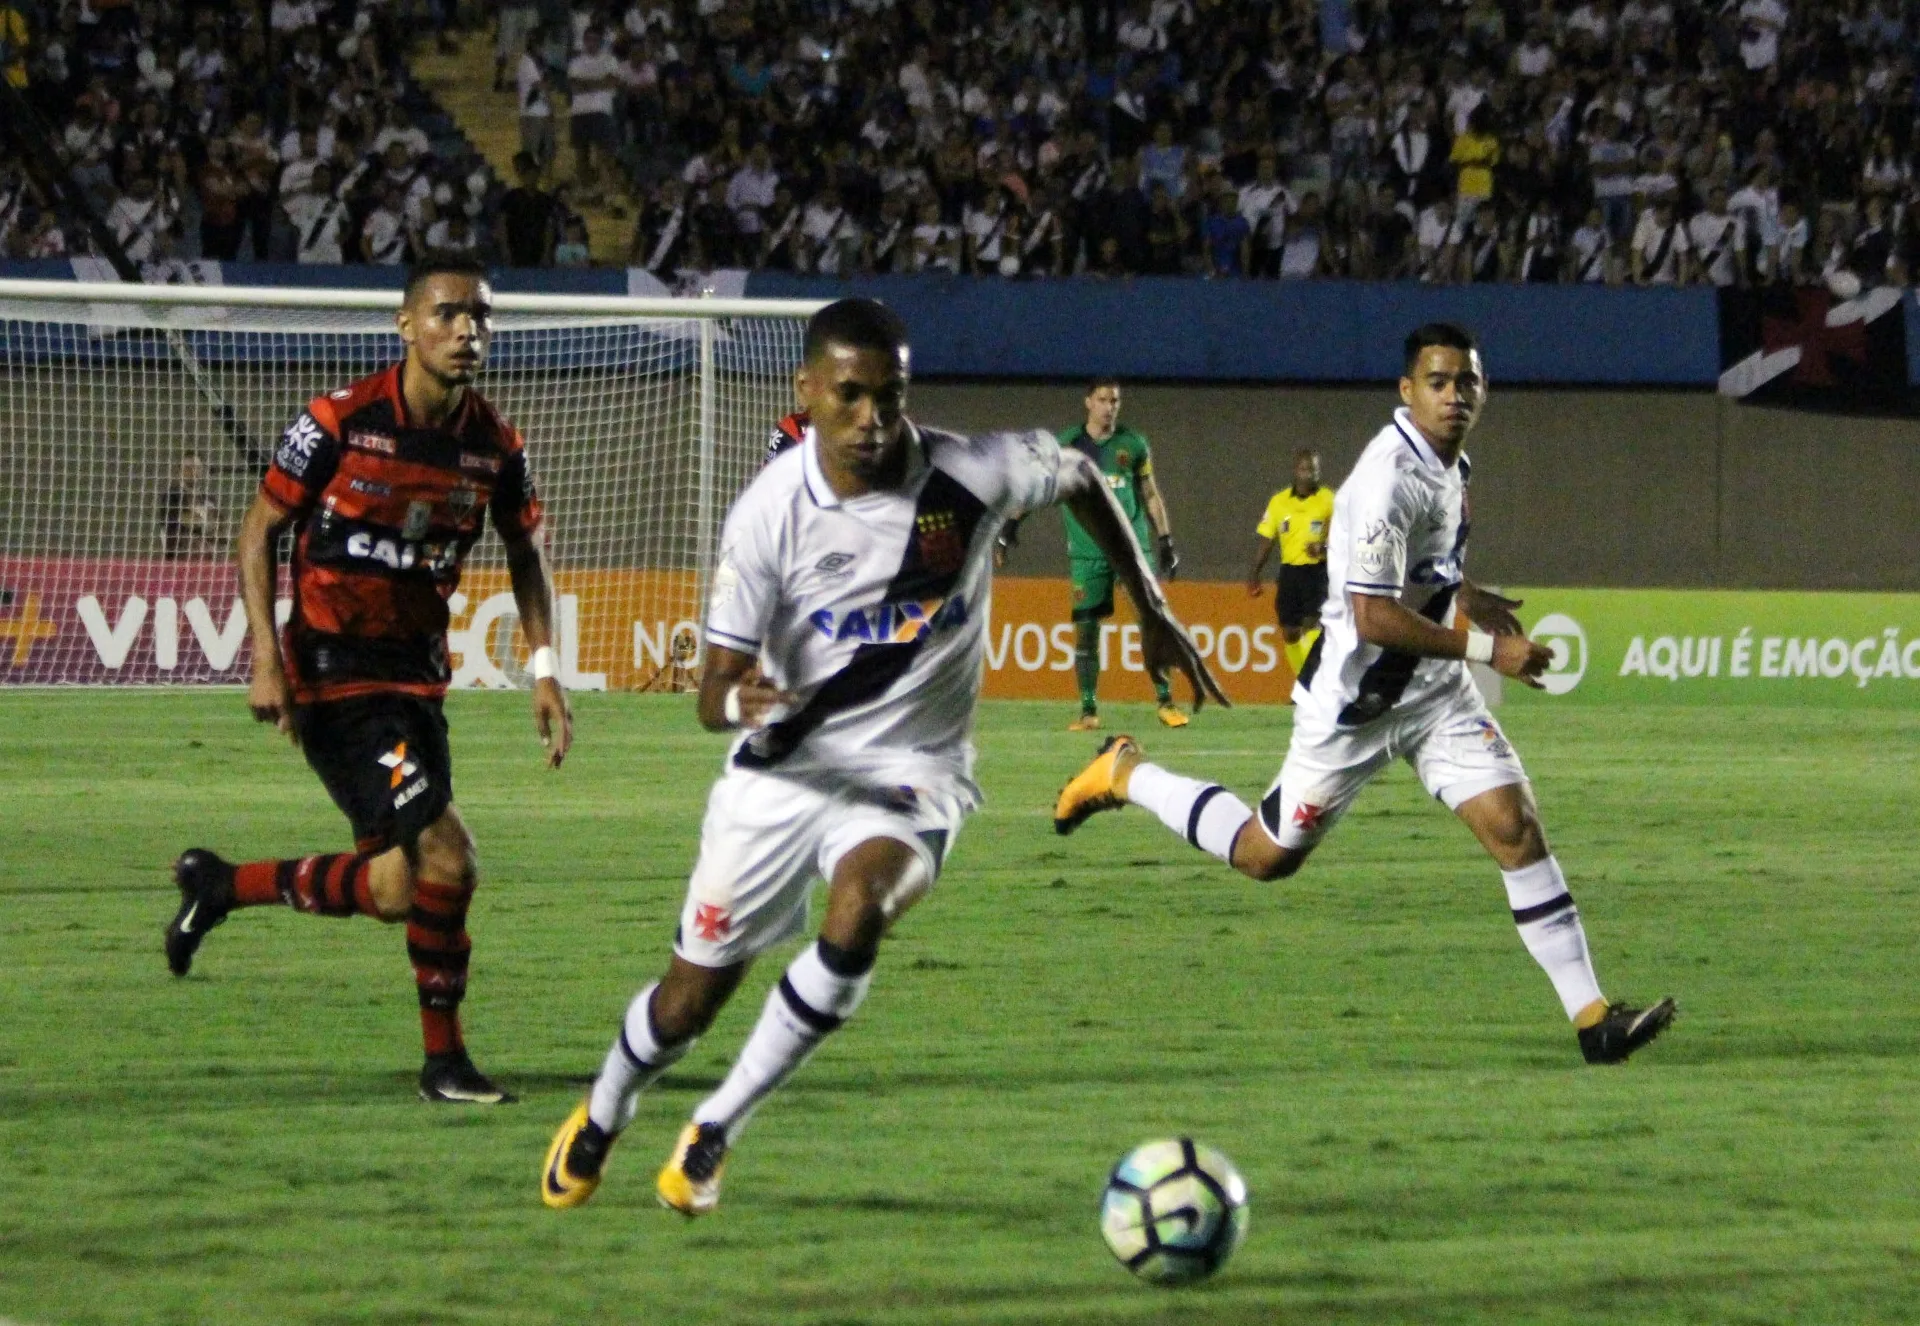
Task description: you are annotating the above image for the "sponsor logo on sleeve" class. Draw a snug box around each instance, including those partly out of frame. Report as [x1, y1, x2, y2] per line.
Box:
[1353, 518, 1404, 581]
[276, 412, 324, 476]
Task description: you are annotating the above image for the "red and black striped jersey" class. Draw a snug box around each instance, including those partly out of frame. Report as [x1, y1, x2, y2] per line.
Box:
[765, 410, 809, 465]
[261, 363, 543, 704]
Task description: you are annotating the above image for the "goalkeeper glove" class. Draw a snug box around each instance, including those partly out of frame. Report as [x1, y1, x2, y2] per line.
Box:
[1156, 534, 1179, 579]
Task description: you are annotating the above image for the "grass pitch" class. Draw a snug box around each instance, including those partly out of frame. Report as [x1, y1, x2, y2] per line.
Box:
[2, 690, 1918, 1326]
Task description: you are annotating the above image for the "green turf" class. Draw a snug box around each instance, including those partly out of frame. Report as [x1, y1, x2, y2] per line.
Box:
[2, 690, 1919, 1325]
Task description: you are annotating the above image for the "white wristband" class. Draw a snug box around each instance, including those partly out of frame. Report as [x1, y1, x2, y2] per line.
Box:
[723, 683, 744, 726]
[1464, 631, 1496, 665]
[529, 645, 558, 681]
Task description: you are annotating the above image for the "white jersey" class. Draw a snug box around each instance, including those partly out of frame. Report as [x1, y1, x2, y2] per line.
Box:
[706, 422, 1061, 800]
[1297, 407, 1475, 726]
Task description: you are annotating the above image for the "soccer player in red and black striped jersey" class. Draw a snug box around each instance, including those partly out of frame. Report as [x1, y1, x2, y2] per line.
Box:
[164, 255, 574, 1104]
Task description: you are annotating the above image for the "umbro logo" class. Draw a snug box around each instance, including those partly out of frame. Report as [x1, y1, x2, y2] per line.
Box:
[815, 552, 857, 573]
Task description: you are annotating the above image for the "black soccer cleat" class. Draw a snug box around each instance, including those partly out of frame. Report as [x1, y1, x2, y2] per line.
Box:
[165, 849, 236, 977]
[1578, 997, 1678, 1064]
[420, 1051, 516, 1104]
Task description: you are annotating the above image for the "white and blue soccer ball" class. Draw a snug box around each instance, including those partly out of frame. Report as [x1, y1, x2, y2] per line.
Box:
[1099, 1137, 1249, 1284]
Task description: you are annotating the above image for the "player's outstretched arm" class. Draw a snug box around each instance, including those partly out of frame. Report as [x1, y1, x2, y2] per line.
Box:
[1458, 579, 1526, 636]
[504, 533, 573, 768]
[1349, 591, 1552, 688]
[696, 645, 798, 734]
[236, 491, 297, 743]
[1055, 450, 1228, 709]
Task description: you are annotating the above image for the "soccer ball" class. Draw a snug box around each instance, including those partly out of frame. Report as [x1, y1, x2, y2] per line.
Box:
[1099, 1138, 1249, 1284]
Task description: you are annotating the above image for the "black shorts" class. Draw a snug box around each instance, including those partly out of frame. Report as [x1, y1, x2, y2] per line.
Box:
[1276, 563, 1330, 629]
[295, 693, 453, 853]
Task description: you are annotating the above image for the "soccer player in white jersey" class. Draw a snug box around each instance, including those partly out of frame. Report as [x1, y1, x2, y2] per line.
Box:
[541, 298, 1224, 1215]
[1055, 323, 1676, 1066]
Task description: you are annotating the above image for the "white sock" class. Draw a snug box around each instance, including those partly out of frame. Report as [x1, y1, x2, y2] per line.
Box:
[587, 983, 692, 1133]
[692, 941, 873, 1139]
[1503, 856, 1604, 1020]
[1125, 762, 1252, 863]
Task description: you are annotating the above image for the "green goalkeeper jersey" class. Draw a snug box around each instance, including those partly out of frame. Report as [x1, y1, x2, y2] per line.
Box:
[1060, 423, 1155, 561]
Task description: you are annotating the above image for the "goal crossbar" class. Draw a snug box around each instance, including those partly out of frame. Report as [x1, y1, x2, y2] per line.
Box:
[0, 278, 828, 319]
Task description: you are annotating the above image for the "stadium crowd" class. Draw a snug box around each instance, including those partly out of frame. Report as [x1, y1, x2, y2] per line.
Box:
[0, 0, 565, 266]
[2, 0, 1917, 286]
[569, 0, 1920, 287]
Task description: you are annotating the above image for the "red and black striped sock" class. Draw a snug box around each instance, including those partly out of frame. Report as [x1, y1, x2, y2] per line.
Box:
[231, 854, 378, 916]
[408, 876, 473, 1058]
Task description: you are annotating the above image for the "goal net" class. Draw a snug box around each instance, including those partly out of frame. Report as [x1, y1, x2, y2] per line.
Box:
[0, 279, 818, 689]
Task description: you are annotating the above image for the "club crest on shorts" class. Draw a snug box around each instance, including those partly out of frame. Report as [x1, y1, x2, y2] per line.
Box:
[693, 903, 732, 941]
[445, 485, 478, 521]
[1291, 802, 1326, 831]
[1474, 718, 1513, 758]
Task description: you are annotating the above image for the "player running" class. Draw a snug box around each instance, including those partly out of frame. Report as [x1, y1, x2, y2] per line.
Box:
[1055, 323, 1676, 1066]
[541, 298, 1223, 1215]
[164, 254, 574, 1104]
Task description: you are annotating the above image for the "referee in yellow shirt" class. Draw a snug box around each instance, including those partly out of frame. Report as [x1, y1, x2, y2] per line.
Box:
[1246, 448, 1334, 680]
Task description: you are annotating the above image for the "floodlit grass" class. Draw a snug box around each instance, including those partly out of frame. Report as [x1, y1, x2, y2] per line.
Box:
[2, 690, 1918, 1325]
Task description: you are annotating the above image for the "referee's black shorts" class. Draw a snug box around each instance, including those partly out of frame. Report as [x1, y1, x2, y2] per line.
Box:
[1275, 562, 1330, 630]
[295, 693, 454, 853]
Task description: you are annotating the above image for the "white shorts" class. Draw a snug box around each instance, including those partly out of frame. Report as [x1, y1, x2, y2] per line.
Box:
[1258, 688, 1527, 851]
[673, 767, 970, 968]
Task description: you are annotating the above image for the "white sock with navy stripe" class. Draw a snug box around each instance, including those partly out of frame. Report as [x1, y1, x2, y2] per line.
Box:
[692, 939, 874, 1139]
[1503, 856, 1604, 1019]
[1125, 762, 1253, 864]
[588, 982, 693, 1133]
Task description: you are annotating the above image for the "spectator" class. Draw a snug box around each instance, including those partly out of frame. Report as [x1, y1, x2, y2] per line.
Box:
[1200, 177, 1249, 278]
[106, 170, 178, 262]
[725, 142, 778, 243]
[1238, 146, 1293, 278]
[554, 215, 590, 265]
[517, 22, 555, 173]
[361, 184, 411, 265]
[1142, 181, 1186, 274]
[909, 197, 960, 273]
[1688, 186, 1745, 288]
[496, 0, 539, 93]
[1632, 197, 1692, 285]
[1279, 190, 1324, 280]
[1766, 197, 1811, 285]
[566, 25, 619, 205]
[284, 161, 347, 264]
[1451, 103, 1500, 215]
[496, 151, 556, 267]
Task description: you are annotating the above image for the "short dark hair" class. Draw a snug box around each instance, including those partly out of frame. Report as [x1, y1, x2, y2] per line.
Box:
[1403, 322, 1478, 374]
[1293, 446, 1319, 462]
[403, 253, 490, 304]
[1086, 375, 1120, 394]
[803, 297, 908, 364]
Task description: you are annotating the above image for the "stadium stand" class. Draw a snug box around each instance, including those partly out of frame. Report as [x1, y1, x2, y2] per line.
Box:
[2, 0, 1914, 286]
[0, 0, 506, 266]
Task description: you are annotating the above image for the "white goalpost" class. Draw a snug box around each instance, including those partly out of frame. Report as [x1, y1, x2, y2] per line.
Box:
[0, 279, 822, 690]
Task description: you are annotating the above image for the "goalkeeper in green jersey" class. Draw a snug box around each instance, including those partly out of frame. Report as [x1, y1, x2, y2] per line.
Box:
[1054, 378, 1184, 730]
